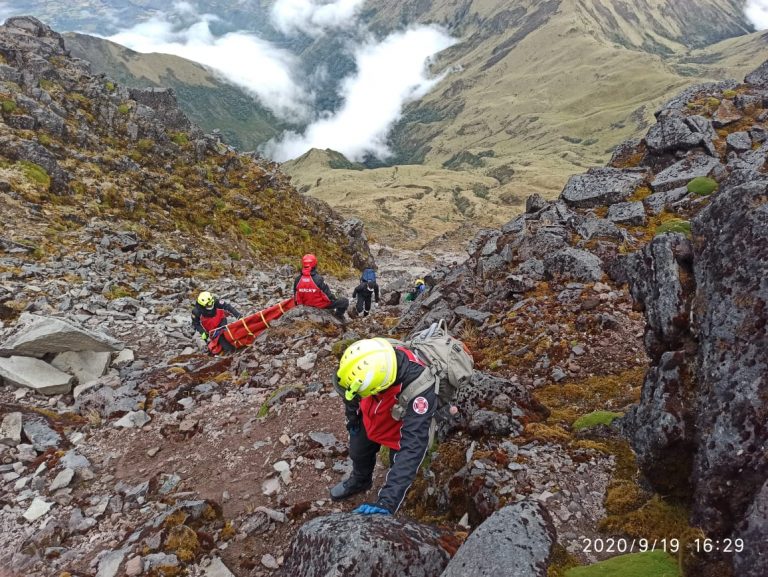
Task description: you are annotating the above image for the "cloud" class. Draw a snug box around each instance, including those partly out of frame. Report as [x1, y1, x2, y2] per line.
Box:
[105, 4, 311, 120]
[271, 0, 366, 37]
[264, 26, 455, 162]
[745, 0, 768, 29]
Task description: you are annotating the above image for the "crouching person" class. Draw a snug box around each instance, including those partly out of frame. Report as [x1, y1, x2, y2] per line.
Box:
[330, 338, 436, 515]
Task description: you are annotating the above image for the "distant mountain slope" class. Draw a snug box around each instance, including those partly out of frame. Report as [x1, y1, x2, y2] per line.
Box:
[63, 32, 293, 151]
[0, 17, 369, 280]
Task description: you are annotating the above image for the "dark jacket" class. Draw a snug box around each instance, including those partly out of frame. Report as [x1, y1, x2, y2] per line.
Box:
[293, 268, 337, 307]
[191, 299, 242, 335]
[345, 347, 435, 513]
[352, 281, 379, 303]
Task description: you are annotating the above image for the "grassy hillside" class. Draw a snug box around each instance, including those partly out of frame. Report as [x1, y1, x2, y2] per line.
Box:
[63, 33, 293, 151]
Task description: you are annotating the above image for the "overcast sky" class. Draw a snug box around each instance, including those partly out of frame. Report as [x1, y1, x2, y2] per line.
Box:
[745, 0, 768, 29]
[101, 1, 454, 161]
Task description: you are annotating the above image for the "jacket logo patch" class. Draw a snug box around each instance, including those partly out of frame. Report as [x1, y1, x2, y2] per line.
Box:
[412, 396, 429, 415]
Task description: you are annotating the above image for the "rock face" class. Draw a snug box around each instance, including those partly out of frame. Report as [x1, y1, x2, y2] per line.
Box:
[624, 179, 768, 572]
[689, 181, 768, 540]
[440, 500, 556, 577]
[281, 513, 451, 577]
[2, 316, 123, 355]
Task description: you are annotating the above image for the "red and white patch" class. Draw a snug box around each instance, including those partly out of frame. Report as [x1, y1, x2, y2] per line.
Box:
[412, 396, 429, 415]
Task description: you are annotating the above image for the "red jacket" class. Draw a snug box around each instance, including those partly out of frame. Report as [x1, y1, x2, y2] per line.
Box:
[294, 268, 332, 308]
[360, 347, 425, 450]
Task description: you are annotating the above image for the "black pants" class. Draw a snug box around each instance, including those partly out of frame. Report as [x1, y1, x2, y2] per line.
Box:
[348, 424, 396, 482]
[328, 297, 349, 318]
[355, 293, 373, 316]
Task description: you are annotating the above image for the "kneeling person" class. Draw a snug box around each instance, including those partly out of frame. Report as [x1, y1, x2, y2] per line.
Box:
[331, 338, 436, 515]
[191, 291, 242, 353]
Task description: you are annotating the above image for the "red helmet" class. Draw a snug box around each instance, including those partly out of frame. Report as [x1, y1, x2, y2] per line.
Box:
[302, 253, 317, 269]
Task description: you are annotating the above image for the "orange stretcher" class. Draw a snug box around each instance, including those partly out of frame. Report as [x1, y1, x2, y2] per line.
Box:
[207, 297, 296, 354]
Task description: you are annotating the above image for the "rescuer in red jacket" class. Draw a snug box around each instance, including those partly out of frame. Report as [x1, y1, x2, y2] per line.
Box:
[293, 253, 349, 319]
[330, 338, 437, 515]
[191, 291, 242, 353]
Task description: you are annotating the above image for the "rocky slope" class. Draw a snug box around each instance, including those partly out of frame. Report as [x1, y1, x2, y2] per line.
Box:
[0, 16, 371, 290]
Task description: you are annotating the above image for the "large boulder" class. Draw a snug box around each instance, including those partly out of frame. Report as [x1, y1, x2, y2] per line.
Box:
[51, 350, 111, 384]
[690, 180, 768, 536]
[440, 500, 556, 577]
[0, 356, 74, 394]
[560, 167, 646, 208]
[650, 154, 721, 193]
[645, 112, 711, 154]
[2, 316, 124, 356]
[281, 513, 451, 577]
[733, 480, 768, 577]
[543, 247, 603, 282]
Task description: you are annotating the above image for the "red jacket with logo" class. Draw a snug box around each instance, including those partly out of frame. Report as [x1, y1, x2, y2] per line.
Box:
[350, 347, 437, 513]
[293, 268, 333, 308]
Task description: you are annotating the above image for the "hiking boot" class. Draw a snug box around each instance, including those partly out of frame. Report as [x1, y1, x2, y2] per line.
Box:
[329, 477, 372, 501]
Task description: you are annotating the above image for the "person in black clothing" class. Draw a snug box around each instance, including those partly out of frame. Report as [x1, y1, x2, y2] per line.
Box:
[330, 338, 436, 515]
[293, 253, 349, 319]
[352, 280, 379, 317]
[191, 291, 243, 353]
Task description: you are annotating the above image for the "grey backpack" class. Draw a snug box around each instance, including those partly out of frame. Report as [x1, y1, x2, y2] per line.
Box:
[388, 319, 475, 420]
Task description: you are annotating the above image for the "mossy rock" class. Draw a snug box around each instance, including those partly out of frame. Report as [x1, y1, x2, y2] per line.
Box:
[686, 176, 717, 196]
[572, 410, 623, 431]
[565, 551, 680, 577]
[655, 219, 691, 237]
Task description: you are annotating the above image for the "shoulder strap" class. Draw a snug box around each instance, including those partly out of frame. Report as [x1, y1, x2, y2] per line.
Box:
[391, 369, 438, 421]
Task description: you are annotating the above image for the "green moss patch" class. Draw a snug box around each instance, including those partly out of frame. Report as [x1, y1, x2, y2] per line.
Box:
[18, 161, 51, 187]
[655, 219, 691, 237]
[572, 410, 623, 431]
[686, 177, 717, 196]
[565, 551, 680, 577]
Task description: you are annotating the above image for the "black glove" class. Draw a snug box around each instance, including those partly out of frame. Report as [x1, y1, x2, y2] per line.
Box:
[345, 404, 361, 436]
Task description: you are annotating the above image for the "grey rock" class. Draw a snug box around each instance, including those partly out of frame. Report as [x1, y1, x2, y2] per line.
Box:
[650, 154, 721, 193]
[745, 59, 768, 87]
[690, 181, 768, 535]
[2, 316, 123, 355]
[575, 217, 623, 240]
[49, 467, 75, 491]
[734, 480, 768, 577]
[23, 496, 53, 521]
[623, 233, 692, 351]
[712, 100, 743, 128]
[60, 450, 91, 471]
[624, 351, 695, 495]
[440, 500, 556, 577]
[282, 513, 450, 577]
[68, 507, 97, 534]
[0, 411, 22, 445]
[96, 550, 126, 577]
[544, 247, 603, 282]
[454, 306, 490, 325]
[51, 350, 111, 384]
[468, 409, 520, 437]
[645, 113, 704, 154]
[607, 201, 646, 226]
[643, 187, 690, 216]
[725, 131, 752, 153]
[560, 167, 645, 208]
[654, 81, 737, 116]
[75, 382, 144, 418]
[309, 431, 338, 448]
[0, 356, 74, 394]
[525, 193, 547, 213]
[202, 557, 236, 577]
[114, 410, 150, 428]
[22, 417, 62, 451]
[296, 352, 317, 372]
[143, 553, 179, 570]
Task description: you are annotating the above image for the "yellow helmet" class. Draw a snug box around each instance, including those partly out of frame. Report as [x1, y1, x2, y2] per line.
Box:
[197, 291, 215, 309]
[415, 278, 425, 286]
[336, 338, 397, 401]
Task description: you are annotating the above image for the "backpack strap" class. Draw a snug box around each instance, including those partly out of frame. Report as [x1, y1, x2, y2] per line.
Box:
[391, 368, 439, 421]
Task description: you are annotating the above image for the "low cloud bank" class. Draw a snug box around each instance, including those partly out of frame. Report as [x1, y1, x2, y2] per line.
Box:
[264, 26, 455, 162]
[270, 0, 366, 37]
[746, 0, 768, 29]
